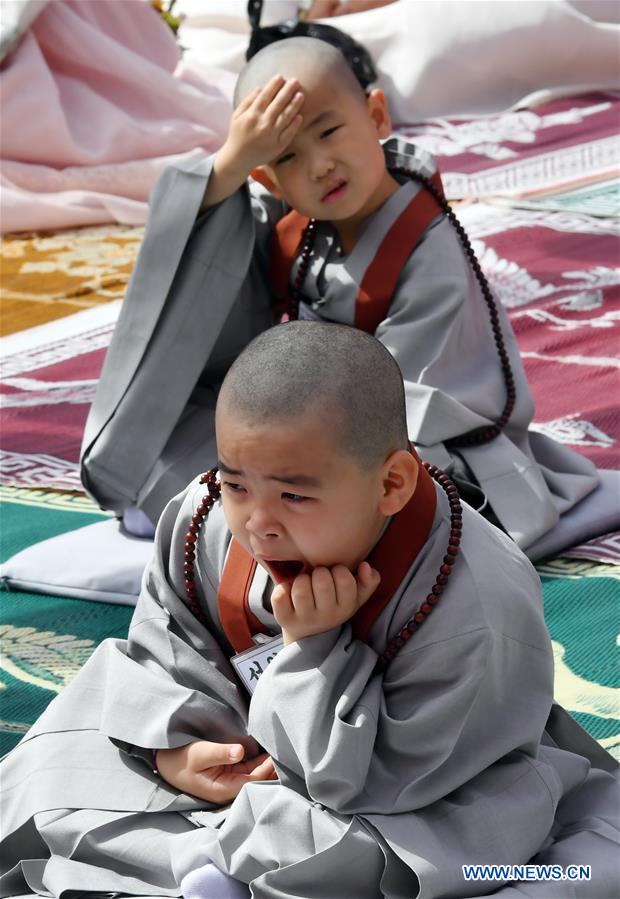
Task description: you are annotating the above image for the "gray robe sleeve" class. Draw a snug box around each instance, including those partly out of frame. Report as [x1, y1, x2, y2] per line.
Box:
[80, 160, 284, 517]
[98, 479, 260, 757]
[248, 512, 555, 815]
[0, 480, 262, 841]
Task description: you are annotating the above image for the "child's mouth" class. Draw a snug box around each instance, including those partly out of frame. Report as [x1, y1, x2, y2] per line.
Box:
[263, 559, 307, 585]
[322, 180, 347, 204]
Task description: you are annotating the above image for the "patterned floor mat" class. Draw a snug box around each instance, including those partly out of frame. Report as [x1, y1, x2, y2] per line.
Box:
[1, 223, 143, 337]
[0, 492, 132, 754]
[0, 591, 133, 751]
[456, 202, 619, 470]
[401, 92, 620, 201]
[538, 564, 620, 759]
[0, 302, 120, 490]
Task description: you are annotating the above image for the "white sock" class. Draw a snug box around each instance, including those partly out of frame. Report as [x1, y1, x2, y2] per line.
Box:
[182, 862, 251, 899]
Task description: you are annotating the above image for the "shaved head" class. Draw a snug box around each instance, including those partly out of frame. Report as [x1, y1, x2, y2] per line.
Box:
[218, 322, 408, 470]
[234, 37, 366, 108]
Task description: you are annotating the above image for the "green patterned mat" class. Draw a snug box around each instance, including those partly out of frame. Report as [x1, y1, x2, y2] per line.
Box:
[1, 489, 618, 757]
[1, 491, 133, 753]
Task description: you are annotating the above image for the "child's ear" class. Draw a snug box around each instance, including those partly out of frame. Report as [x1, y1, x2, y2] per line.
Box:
[250, 166, 282, 199]
[366, 89, 392, 140]
[378, 449, 418, 516]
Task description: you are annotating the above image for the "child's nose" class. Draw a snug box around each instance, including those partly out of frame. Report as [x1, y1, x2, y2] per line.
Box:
[245, 505, 281, 540]
[310, 151, 335, 181]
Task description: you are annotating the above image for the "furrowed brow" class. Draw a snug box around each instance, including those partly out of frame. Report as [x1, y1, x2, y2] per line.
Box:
[218, 461, 241, 476]
[218, 462, 320, 488]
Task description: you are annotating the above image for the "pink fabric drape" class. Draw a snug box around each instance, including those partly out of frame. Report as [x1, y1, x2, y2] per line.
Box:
[0, 0, 235, 233]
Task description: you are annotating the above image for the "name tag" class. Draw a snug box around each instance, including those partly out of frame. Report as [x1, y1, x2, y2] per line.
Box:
[230, 635, 284, 695]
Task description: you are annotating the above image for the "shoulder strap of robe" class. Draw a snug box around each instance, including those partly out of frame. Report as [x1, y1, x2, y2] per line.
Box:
[352, 452, 436, 643]
[355, 171, 444, 335]
[216, 449, 437, 654]
[217, 539, 264, 653]
[269, 171, 444, 333]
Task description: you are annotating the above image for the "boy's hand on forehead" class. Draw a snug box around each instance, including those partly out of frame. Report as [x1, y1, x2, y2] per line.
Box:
[272, 562, 381, 646]
[220, 75, 304, 176]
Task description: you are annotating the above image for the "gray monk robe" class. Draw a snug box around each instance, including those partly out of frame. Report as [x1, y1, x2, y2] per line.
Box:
[80, 138, 598, 550]
[1, 470, 618, 899]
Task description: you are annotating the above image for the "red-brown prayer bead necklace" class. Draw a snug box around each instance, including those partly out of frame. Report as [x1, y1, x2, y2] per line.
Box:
[288, 169, 516, 448]
[182, 467, 220, 629]
[182, 463, 463, 672]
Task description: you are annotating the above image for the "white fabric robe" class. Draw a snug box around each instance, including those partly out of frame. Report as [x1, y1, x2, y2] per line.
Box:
[80, 139, 598, 550]
[1, 477, 617, 898]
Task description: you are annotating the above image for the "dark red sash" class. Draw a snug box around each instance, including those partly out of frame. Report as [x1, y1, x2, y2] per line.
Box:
[217, 449, 437, 653]
[269, 171, 444, 335]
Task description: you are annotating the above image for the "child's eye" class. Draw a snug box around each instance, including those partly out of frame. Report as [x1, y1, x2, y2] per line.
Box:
[320, 126, 341, 139]
[275, 152, 295, 166]
[282, 492, 308, 504]
[223, 481, 246, 495]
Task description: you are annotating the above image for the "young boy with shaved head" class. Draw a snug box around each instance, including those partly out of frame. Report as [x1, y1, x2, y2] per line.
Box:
[3, 323, 617, 899]
[81, 36, 602, 555]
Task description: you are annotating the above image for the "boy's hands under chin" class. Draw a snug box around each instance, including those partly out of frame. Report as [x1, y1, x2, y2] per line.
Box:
[155, 741, 276, 804]
[272, 562, 381, 645]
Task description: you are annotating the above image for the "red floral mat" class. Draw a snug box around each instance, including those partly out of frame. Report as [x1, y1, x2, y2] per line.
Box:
[457, 202, 619, 470]
[401, 91, 620, 200]
[0, 304, 117, 491]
